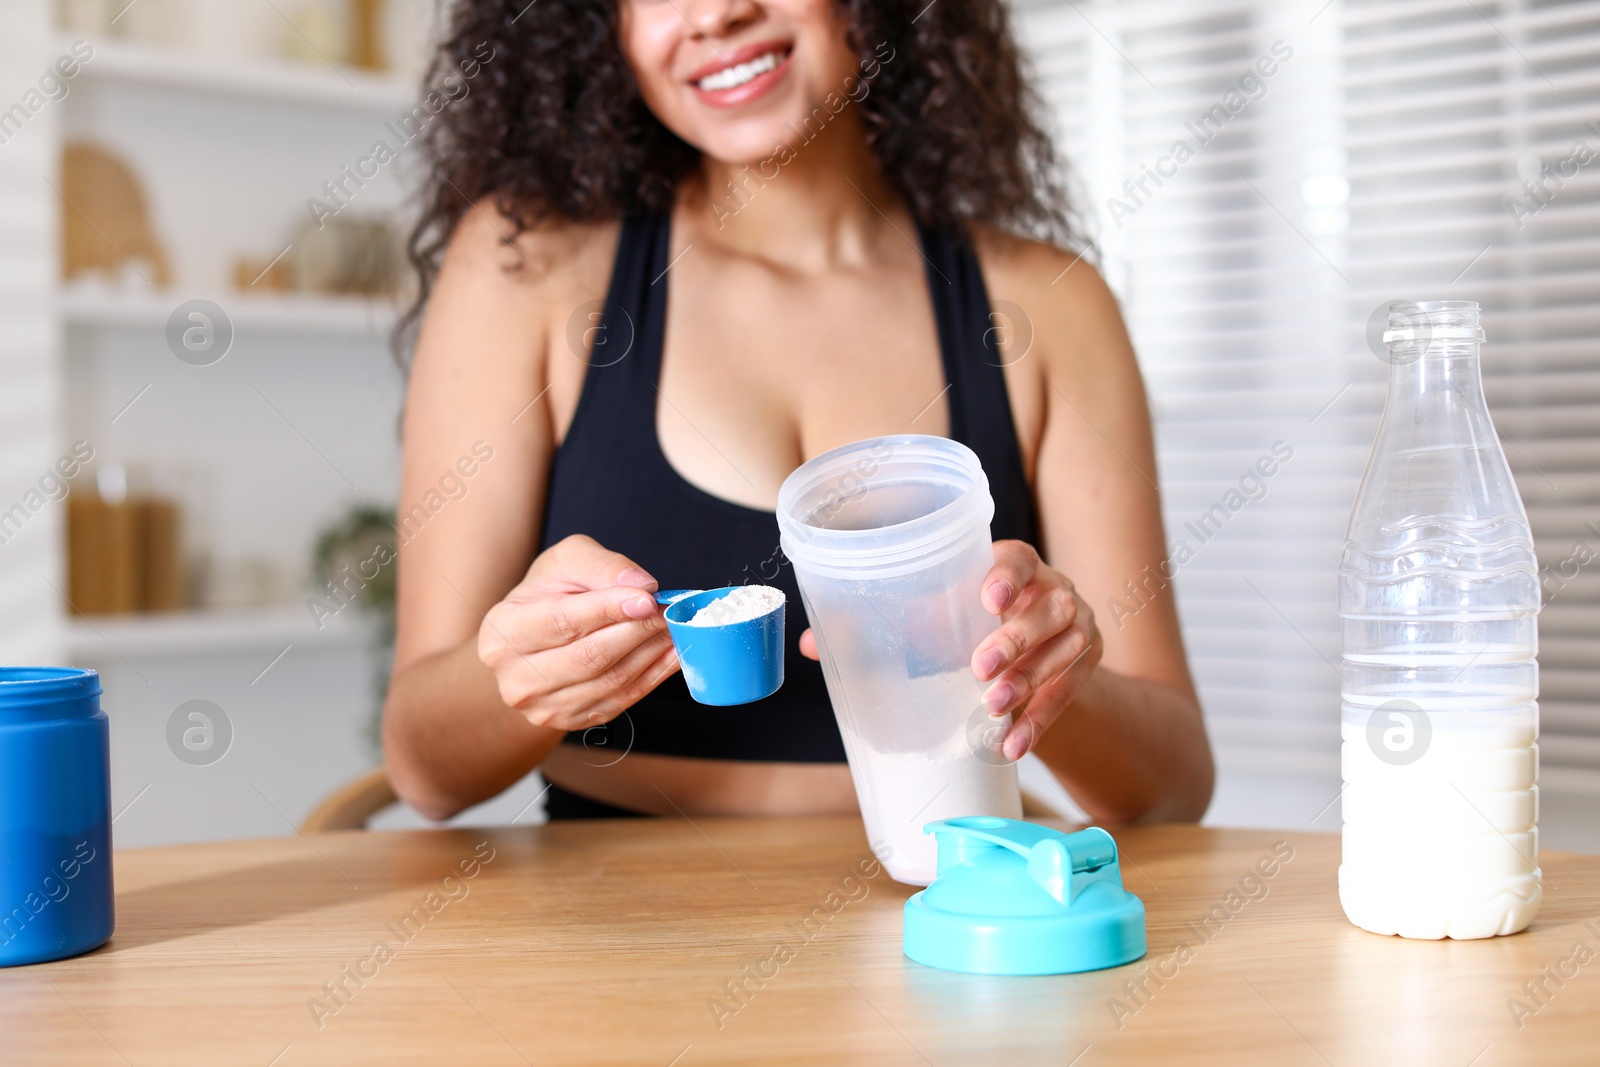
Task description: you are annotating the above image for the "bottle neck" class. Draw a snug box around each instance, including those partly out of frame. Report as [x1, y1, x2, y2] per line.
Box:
[1390, 344, 1484, 397]
[1382, 301, 1486, 411]
[1381, 343, 1494, 448]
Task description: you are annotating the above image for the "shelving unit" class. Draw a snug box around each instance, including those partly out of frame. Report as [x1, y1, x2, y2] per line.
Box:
[64, 606, 374, 659]
[62, 33, 417, 112]
[62, 285, 400, 339]
[23, 2, 432, 846]
[56, 15, 416, 623]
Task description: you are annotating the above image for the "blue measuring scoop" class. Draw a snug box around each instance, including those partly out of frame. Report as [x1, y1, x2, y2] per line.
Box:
[653, 588, 785, 706]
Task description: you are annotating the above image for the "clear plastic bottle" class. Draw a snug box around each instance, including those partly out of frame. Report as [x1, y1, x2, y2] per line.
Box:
[1339, 301, 1542, 940]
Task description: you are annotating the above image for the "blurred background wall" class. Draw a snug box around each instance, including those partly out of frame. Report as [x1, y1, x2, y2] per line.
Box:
[0, 0, 1595, 849]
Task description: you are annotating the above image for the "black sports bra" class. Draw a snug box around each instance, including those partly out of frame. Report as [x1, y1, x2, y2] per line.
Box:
[537, 212, 1039, 763]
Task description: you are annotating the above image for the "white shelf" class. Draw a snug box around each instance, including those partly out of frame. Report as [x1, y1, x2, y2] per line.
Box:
[62, 287, 400, 339]
[65, 606, 374, 659]
[66, 35, 417, 112]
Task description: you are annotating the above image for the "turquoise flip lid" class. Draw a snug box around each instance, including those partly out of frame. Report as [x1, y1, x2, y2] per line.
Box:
[903, 817, 1147, 976]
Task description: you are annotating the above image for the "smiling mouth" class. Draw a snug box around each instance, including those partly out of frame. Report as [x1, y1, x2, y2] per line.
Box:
[694, 47, 792, 93]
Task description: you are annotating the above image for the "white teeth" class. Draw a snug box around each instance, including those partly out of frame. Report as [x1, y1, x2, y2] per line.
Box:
[697, 50, 783, 92]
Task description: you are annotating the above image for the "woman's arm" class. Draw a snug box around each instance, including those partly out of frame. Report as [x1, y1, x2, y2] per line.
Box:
[974, 238, 1214, 823]
[381, 208, 565, 819]
[384, 208, 681, 820]
[383, 209, 680, 820]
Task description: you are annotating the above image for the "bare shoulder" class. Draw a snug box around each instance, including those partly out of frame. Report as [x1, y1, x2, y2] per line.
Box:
[396, 205, 624, 666]
[413, 203, 621, 415]
[971, 224, 1140, 400]
[432, 201, 620, 311]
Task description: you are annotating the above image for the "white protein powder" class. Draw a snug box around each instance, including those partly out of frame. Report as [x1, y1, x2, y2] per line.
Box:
[684, 585, 785, 626]
[852, 742, 1021, 886]
[830, 668, 1022, 885]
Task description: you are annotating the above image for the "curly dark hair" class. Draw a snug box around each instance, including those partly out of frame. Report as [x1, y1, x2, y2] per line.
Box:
[401, 0, 1082, 352]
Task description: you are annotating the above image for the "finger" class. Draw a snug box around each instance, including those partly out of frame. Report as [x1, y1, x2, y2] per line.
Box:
[982, 617, 1095, 718]
[519, 627, 674, 724]
[981, 540, 1042, 614]
[534, 533, 658, 593]
[1003, 676, 1072, 762]
[550, 631, 681, 728]
[798, 628, 819, 661]
[495, 586, 664, 655]
[1001, 632, 1101, 762]
[541, 615, 673, 690]
[482, 626, 560, 711]
[971, 579, 1078, 683]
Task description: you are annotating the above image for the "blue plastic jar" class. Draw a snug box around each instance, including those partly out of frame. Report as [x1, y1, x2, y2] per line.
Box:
[0, 668, 114, 967]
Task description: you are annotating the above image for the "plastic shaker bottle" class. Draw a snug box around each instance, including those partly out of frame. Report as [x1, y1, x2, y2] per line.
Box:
[777, 435, 1022, 886]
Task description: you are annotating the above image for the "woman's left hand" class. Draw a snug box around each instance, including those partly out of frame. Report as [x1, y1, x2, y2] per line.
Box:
[797, 540, 1101, 763]
[970, 540, 1102, 761]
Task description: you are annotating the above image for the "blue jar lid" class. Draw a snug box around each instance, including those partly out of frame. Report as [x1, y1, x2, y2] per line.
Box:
[903, 817, 1147, 976]
[0, 667, 102, 721]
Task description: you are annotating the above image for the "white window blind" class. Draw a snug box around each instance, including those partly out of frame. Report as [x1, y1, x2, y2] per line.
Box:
[1339, 0, 1600, 791]
[1012, 0, 1600, 799]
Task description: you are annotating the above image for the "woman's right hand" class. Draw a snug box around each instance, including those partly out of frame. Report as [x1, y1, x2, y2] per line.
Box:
[478, 534, 680, 731]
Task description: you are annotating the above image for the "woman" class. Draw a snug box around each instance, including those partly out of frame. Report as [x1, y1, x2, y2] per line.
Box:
[383, 0, 1213, 824]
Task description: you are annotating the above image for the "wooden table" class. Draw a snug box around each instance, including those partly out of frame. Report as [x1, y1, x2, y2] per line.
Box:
[3, 818, 1598, 1066]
